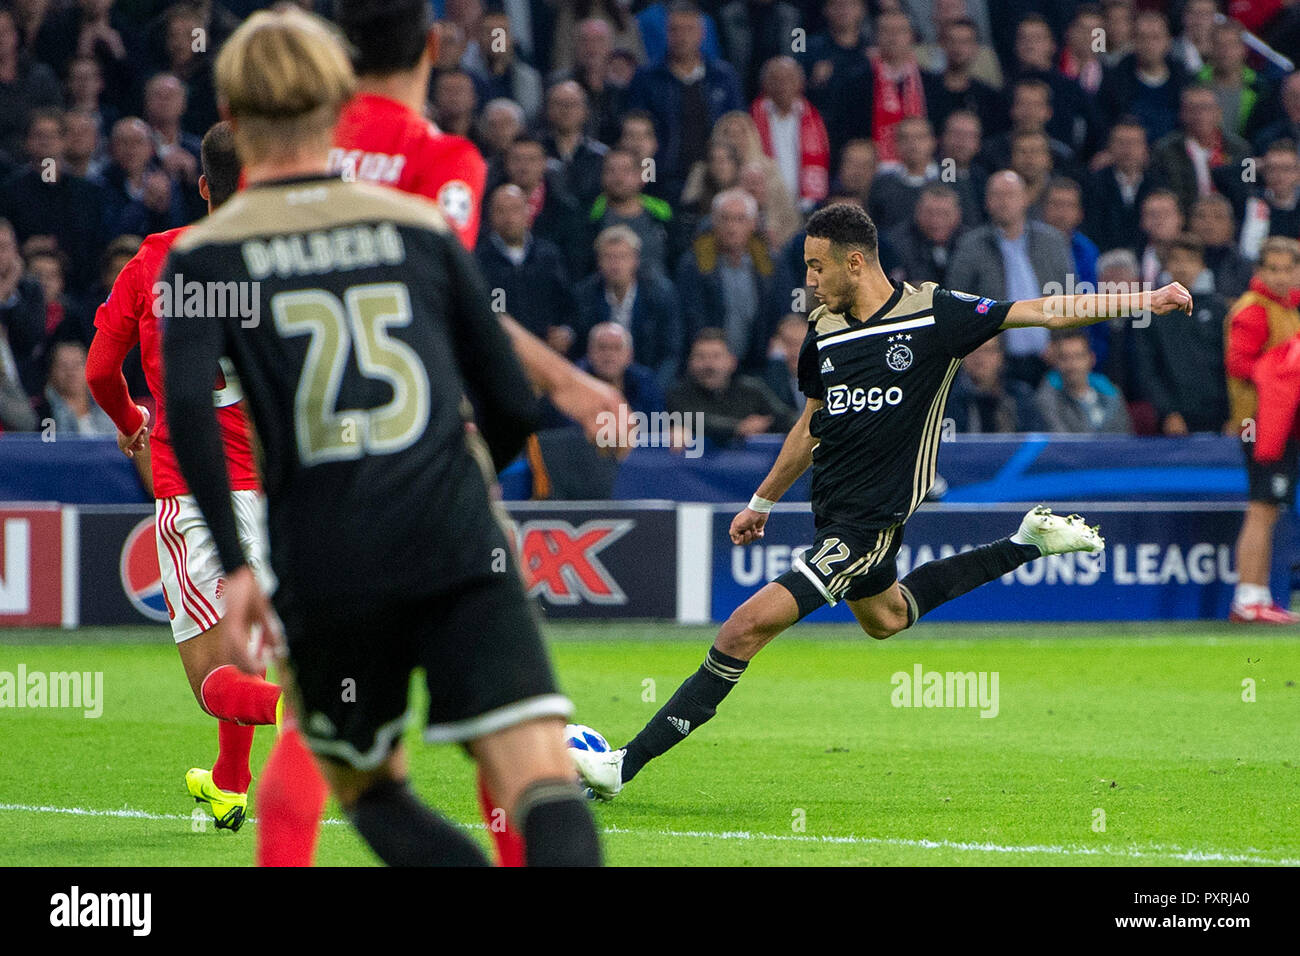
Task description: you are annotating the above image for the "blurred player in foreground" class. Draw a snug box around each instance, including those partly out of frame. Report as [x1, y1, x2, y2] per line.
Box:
[163, 7, 601, 866]
[573, 200, 1195, 799]
[250, 0, 623, 867]
[85, 122, 280, 832]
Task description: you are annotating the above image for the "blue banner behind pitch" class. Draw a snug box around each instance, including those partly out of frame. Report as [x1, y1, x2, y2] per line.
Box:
[710, 504, 1291, 622]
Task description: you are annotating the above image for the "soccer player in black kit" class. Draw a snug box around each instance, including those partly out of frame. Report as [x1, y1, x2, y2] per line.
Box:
[162, 8, 600, 866]
[573, 197, 1195, 799]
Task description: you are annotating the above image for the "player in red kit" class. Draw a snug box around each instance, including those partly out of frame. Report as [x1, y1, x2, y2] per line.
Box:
[330, 1, 624, 439]
[330, 78, 485, 249]
[251, 0, 625, 868]
[85, 122, 281, 832]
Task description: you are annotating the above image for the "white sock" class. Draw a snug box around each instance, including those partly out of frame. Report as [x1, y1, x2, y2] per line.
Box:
[1234, 583, 1272, 607]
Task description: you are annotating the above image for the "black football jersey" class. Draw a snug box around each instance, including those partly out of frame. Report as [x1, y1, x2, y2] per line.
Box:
[161, 174, 538, 614]
[797, 281, 1012, 529]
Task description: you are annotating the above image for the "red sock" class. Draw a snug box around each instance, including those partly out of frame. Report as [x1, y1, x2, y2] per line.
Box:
[256, 726, 329, 867]
[478, 772, 525, 867]
[200, 664, 280, 725]
[212, 720, 254, 793]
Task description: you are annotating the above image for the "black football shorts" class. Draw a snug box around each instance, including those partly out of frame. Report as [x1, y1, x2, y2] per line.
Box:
[774, 521, 904, 619]
[1243, 438, 1300, 507]
[282, 572, 572, 770]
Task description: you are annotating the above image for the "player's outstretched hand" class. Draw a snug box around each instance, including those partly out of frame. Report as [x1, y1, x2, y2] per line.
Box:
[117, 405, 149, 458]
[1148, 282, 1193, 316]
[221, 565, 283, 674]
[730, 508, 769, 545]
[551, 366, 631, 457]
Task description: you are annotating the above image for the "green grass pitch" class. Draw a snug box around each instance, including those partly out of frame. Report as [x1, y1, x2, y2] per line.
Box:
[1, 622, 1297, 866]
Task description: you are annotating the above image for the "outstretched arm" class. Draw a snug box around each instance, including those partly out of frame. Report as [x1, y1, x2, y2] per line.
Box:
[730, 398, 822, 545]
[499, 313, 625, 445]
[1001, 281, 1193, 330]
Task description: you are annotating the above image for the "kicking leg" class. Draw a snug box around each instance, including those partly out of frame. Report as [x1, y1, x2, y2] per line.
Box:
[610, 581, 800, 788]
[860, 506, 1104, 638]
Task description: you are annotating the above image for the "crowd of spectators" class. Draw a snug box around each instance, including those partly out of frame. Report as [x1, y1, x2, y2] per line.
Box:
[3, 0, 1300, 453]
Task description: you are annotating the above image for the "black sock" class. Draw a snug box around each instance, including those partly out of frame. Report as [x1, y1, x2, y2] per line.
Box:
[898, 537, 1040, 625]
[621, 646, 748, 783]
[516, 778, 602, 866]
[347, 778, 490, 867]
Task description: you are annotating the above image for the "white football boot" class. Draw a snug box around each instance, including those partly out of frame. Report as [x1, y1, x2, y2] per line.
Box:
[570, 746, 625, 801]
[1012, 505, 1105, 555]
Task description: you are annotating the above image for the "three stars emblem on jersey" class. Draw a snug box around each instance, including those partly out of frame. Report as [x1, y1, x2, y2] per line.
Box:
[885, 333, 914, 372]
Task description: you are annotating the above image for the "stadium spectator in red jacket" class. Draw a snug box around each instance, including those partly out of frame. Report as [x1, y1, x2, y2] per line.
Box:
[1225, 236, 1300, 623]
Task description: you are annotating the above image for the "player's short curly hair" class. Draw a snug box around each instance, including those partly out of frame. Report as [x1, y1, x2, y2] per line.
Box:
[805, 202, 879, 261]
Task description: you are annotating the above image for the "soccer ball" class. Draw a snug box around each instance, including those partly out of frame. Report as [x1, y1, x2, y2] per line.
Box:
[564, 723, 610, 753]
[565, 723, 623, 798]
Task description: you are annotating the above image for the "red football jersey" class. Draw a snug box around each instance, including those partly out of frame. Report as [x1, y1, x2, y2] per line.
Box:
[91, 227, 259, 499]
[330, 93, 487, 249]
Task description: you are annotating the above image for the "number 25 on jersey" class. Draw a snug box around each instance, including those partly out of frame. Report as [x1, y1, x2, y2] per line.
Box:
[271, 282, 431, 465]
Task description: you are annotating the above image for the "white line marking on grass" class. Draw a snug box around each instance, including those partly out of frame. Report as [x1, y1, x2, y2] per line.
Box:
[3, 803, 1295, 865]
[600, 825, 1300, 865]
[0, 802, 347, 826]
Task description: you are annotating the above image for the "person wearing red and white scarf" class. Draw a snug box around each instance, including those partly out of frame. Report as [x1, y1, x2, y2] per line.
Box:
[750, 57, 829, 213]
[869, 10, 927, 164]
[1181, 87, 1229, 199]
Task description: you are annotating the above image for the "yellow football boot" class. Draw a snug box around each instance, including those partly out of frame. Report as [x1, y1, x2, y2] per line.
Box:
[185, 768, 247, 831]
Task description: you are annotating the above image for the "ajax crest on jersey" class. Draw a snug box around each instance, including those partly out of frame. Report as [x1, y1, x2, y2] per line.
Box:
[885, 333, 913, 371]
[565, 724, 611, 753]
[121, 516, 170, 622]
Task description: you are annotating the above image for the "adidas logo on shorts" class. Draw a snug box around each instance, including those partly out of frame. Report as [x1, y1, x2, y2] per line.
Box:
[667, 716, 691, 736]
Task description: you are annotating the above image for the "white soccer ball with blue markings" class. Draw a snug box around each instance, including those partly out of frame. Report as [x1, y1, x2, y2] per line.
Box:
[564, 724, 610, 754]
[566, 723, 624, 799]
